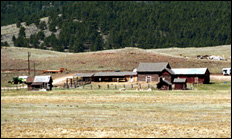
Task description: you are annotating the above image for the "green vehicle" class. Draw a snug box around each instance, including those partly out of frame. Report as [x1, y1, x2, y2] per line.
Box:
[8, 76, 24, 84]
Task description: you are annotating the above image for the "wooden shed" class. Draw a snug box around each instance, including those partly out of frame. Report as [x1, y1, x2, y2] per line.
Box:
[25, 76, 34, 91]
[157, 78, 172, 90]
[137, 62, 171, 82]
[172, 68, 210, 84]
[26, 75, 53, 91]
[32, 75, 53, 91]
[173, 78, 187, 90]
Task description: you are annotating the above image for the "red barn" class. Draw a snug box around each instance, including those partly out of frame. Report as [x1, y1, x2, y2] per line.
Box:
[137, 62, 171, 82]
[160, 68, 174, 83]
[171, 68, 210, 84]
[173, 78, 187, 90]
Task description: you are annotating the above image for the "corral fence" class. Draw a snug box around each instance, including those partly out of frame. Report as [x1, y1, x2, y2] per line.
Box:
[53, 83, 158, 91]
[1, 84, 27, 91]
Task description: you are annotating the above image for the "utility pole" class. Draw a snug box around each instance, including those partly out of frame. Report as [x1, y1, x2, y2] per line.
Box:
[34, 61, 35, 76]
[28, 52, 31, 75]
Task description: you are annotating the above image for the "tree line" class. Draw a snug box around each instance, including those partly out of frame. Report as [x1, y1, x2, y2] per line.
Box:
[1, 1, 231, 52]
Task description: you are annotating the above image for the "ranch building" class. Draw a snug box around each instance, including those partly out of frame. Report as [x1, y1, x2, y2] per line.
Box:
[157, 77, 172, 90]
[171, 68, 210, 84]
[73, 73, 95, 82]
[26, 75, 53, 91]
[93, 72, 137, 82]
[25, 76, 35, 91]
[137, 62, 171, 82]
[173, 78, 187, 90]
[160, 68, 175, 83]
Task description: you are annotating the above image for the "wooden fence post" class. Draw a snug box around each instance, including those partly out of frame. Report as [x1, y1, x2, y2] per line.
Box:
[131, 84, 133, 89]
[90, 84, 92, 90]
[107, 84, 109, 89]
[123, 84, 125, 88]
[115, 84, 117, 89]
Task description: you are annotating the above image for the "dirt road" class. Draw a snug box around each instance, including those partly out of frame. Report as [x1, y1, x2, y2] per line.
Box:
[52, 75, 74, 85]
[210, 75, 231, 81]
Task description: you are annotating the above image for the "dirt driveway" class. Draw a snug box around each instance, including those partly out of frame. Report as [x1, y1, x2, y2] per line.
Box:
[210, 75, 231, 81]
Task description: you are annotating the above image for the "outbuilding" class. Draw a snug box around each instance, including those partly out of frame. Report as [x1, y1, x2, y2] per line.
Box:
[173, 78, 187, 90]
[157, 77, 172, 90]
[25, 76, 35, 91]
[93, 72, 137, 82]
[171, 68, 210, 84]
[26, 75, 53, 91]
[74, 73, 95, 82]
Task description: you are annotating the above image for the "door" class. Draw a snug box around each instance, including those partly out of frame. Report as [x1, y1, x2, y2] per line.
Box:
[130, 76, 133, 82]
[146, 76, 152, 82]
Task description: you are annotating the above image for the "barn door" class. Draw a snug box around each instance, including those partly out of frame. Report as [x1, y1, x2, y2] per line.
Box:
[146, 76, 151, 82]
[194, 77, 198, 84]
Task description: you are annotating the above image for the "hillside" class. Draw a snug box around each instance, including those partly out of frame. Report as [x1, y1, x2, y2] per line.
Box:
[1, 45, 231, 73]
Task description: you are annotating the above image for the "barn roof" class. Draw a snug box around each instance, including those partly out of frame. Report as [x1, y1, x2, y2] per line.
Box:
[94, 72, 137, 77]
[171, 68, 208, 75]
[33, 75, 52, 83]
[173, 78, 187, 83]
[137, 62, 169, 72]
[74, 73, 95, 77]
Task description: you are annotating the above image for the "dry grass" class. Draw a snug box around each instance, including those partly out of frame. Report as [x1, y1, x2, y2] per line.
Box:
[1, 89, 231, 138]
[1, 46, 231, 74]
[147, 45, 231, 59]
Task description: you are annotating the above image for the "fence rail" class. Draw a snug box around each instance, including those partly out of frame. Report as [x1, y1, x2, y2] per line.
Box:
[53, 83, 158, 91]
[1, 84, 27, 91]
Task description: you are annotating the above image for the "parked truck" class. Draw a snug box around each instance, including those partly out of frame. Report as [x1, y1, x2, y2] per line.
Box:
[42, 68, 68, 74]
[222, 68, 231, 75]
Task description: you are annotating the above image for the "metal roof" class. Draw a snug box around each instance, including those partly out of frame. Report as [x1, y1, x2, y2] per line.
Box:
[173, 78, 187, 83]
[137, 62, 169, 72]
[94, 72, 137, 77]
[171, 68, 208, 75]
[74, 73, 95, 77]
[33, 75, 52, 83]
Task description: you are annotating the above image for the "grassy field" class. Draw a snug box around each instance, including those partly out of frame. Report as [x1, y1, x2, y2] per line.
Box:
[1, 81, 231, 138]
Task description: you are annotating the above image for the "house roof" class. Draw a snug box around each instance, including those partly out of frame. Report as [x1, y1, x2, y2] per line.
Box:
[74, 73, 95, 77]
[171, 68, 208, 75]
[137, 62, 169, 72]
[94, 72, 137, 77]
[33, 75, 52, 83]
[173, 78, 187, 83]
